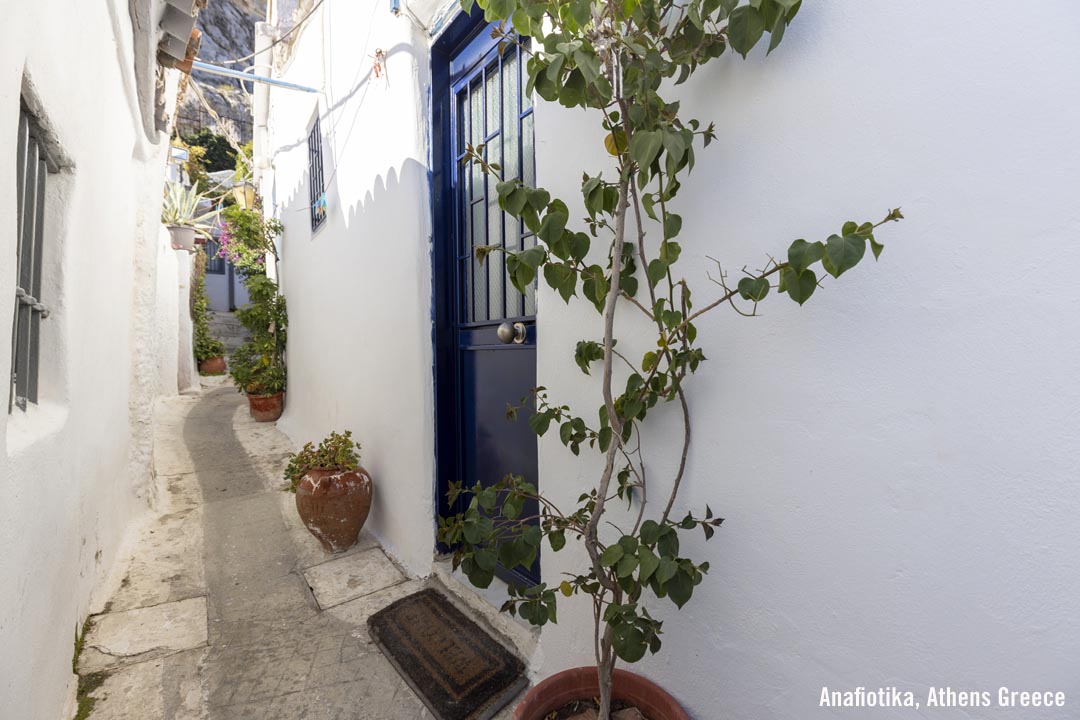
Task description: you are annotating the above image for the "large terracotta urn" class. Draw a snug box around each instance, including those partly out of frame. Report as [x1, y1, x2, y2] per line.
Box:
[513, 667, 688, 720]
[295, 467, 373, 553]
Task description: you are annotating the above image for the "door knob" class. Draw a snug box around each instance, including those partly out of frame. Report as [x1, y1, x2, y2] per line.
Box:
[497, 321, 527, 344]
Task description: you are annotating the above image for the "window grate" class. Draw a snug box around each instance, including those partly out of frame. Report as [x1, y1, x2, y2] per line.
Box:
[205, 237, 227, 275]
[10, 105, 54, 412]
[308, 116, 326, 231]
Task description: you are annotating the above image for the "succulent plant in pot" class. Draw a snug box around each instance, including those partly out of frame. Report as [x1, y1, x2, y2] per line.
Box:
[162, 181, 219, 251]
[286, 431, 373, 553]
[436, 0, 904, 718]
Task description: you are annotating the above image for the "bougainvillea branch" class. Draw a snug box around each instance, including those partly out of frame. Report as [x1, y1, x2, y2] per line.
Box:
[436, 1, 903, 717]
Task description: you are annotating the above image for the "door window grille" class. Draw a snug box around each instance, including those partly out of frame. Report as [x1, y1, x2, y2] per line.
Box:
[10, 105, 55, 412]
[454, 40, 535, 323]
[204, 238, 227, 274]
[308, 116, 326, 230]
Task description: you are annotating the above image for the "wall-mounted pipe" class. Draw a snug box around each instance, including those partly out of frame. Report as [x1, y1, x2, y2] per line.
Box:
[190, 61, 318, 93]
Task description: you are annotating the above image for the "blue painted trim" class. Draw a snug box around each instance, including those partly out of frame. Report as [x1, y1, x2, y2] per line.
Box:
[430, 6, 487, 558]
[430, 12, 543, 589]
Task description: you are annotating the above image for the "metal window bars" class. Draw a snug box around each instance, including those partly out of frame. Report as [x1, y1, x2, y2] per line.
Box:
[308, 116, 326, 231]
[204, 231, 227, 275]
[11, 107, 53, 412]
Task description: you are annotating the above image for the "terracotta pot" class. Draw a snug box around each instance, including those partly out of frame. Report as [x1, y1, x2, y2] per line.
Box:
[168, 225, 196, 251]
[247, 391, 284, 422]
[513, 667, 688, 720]
[198, 356, 226, 375]
[295, 467, 373, 553]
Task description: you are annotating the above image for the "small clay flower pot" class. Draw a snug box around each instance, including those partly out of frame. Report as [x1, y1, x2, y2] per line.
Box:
[513, 667, 688, 720]
[199, 356, 226, 375]
[295, 467, 373, 553]
[247, 391, 284, 422]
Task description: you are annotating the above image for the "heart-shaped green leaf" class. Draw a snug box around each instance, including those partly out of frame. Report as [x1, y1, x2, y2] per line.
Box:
[612, 623, 648, 662]
[781, 267, 817, 305]
[787, 239, 824, 273]
[737, 276, 770, 302]
[823, 233, 866, 278]
[600, 544, 624, 567]
[630, 130, 663, 169]
[728, 6, 766, 57]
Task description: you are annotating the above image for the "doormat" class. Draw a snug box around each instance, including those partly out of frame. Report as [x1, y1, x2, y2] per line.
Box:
[367, 588, 526, 720]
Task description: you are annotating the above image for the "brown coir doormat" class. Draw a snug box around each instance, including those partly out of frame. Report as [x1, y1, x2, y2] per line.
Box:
[367, 588, 526, 720]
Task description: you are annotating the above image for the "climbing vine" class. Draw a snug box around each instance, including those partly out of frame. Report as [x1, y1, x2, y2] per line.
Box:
[435, 1, 903, 717]
[192, 248, 226, 365]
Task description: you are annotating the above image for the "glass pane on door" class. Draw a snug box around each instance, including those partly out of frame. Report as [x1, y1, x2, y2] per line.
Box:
[455, 42, 534, 324]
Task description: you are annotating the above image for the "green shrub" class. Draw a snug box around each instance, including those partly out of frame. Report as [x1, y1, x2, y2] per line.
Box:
[181, 128, 236, 173]
[228, 274, 288, 394]
[192, 249, 226, 365]
[284, 431, 362, 492]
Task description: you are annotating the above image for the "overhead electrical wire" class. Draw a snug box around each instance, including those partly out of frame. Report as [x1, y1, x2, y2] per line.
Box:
[201, 0, 326, 66]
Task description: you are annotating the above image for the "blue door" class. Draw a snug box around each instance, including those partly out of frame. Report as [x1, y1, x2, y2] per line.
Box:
[433, 22, 539, 586]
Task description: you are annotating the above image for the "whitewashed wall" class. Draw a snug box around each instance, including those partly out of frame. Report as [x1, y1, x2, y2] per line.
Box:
[0, 2, 181, 718]
[265, 0, 1080, 717]
[263, 0, 438, 575]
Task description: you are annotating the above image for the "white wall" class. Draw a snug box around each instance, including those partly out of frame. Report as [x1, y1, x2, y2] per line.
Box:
[0, 1, 180, 717]
[533, 2, 1080, 717]
[263, 0, 438, 575]
[265, 0, 1080, 717]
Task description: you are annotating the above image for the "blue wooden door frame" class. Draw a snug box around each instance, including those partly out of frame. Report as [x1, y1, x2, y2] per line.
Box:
[431, 11, 540, 587]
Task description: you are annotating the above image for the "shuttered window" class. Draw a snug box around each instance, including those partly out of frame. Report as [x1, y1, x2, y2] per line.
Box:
[10, 104, 55, 412]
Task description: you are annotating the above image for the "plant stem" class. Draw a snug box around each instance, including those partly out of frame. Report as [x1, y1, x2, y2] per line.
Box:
[583, 171, 630, 595]
[598, 623, 617, 720]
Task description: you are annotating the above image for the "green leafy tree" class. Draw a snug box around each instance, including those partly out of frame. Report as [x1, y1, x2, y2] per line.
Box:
[435, 1, 903, 716]
[228, 275, 288, 395]
[234, 140, 254, 181]
[181, 127, 237, 173]
[191, 248, 226, 365]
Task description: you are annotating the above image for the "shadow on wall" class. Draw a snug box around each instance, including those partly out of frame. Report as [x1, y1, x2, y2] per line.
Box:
[273, 153, 435, 574]
[261, 14, 438, 571]
[269, 40, 419, 158]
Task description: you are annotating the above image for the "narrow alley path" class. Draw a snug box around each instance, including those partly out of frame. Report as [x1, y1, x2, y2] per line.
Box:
[75, 378, 507, 719]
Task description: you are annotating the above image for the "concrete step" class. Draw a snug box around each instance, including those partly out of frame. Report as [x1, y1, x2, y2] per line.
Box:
[212, 327, 249, 339]
[207, 312, 250, 354]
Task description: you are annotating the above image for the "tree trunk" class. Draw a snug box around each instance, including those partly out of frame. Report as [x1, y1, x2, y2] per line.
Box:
[597, 628, 617, 719]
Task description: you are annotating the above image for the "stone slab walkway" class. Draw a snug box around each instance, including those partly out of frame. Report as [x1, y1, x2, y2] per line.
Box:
[76, 378, 520, 719]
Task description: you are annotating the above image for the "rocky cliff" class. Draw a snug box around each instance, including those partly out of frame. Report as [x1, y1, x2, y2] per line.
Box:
[178, 0, 266, 143]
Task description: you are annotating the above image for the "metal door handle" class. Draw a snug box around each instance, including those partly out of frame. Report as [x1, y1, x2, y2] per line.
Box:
[497, 321, 527, 344]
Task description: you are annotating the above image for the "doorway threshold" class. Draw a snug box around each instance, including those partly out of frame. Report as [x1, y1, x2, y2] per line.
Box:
[430, 556, 540, 665]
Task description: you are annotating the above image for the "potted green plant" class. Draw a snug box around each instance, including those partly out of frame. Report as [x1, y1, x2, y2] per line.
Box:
[162, 181, 218, 251]
[196, 334, 226, 375]
[285, 431, 373, 553]
[436, 1, 904, 718]
[227, 275, 288, 421]
[192, 248, 227, 375]
[227, 344, 285, 419]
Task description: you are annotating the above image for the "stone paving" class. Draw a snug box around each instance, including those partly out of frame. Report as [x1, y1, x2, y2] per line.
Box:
[76, 378, 520, 719]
